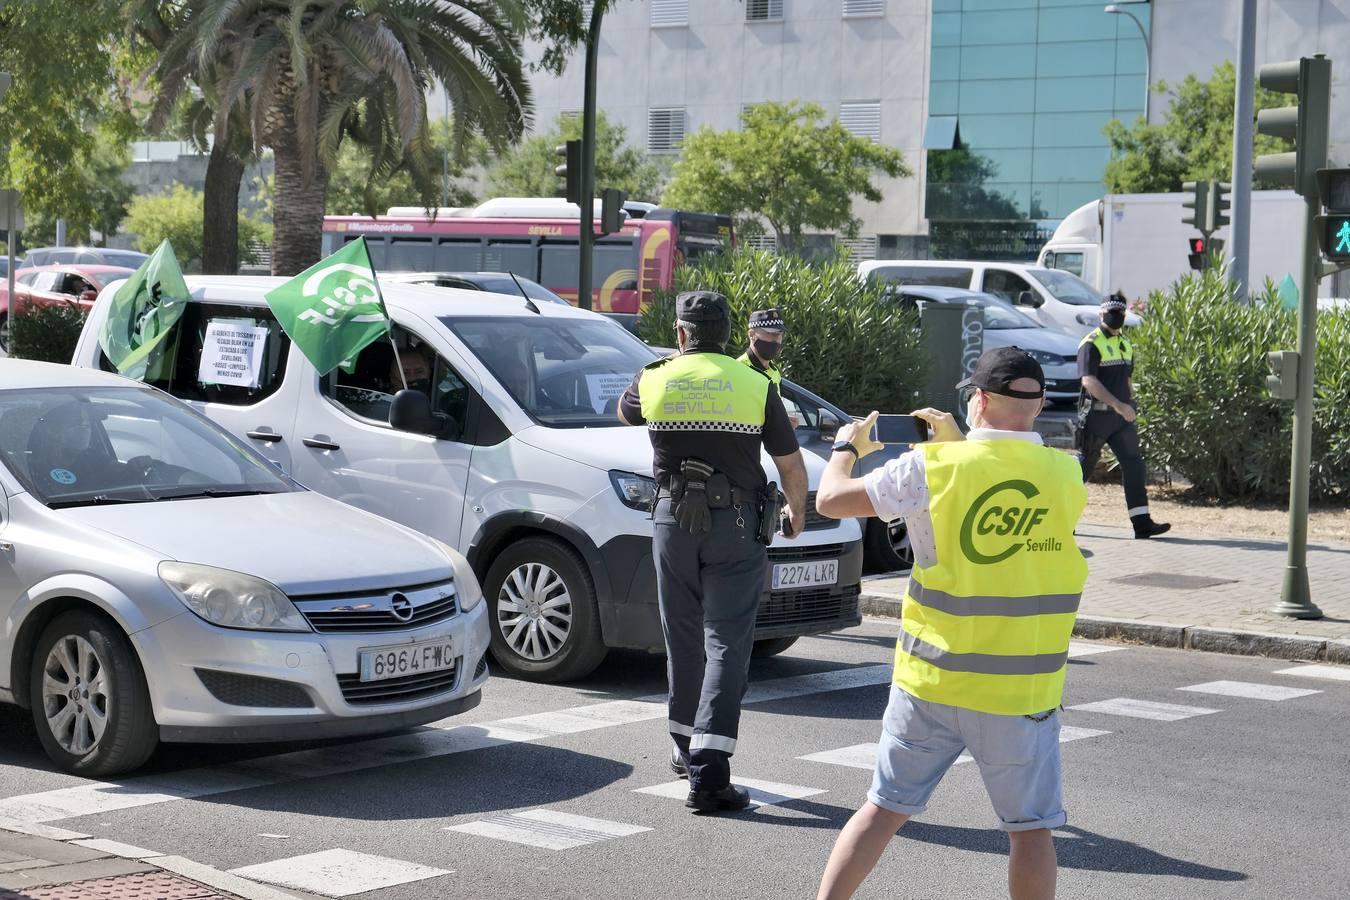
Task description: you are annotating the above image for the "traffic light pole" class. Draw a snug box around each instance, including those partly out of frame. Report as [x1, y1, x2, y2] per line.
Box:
[576, 4, 604, 312]
[1229, 0, 1257, 300]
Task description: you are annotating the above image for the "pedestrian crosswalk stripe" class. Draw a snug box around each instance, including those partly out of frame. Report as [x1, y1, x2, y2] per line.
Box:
[447, 810, 652, 850]
[0, 664, 891, 826]
[1274, 664, 1350, 682]
[797, 744, 877, 770]
[635, 776, 825, 807]
[1067, 698, 1221, 721]
[1178, 681, 1321, 701]
[953, 725, 1112, 765]
[230, 849, 451, 897]
[1067, 641, 1126, 659]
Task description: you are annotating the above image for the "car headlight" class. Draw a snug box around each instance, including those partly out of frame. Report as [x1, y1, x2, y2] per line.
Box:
[1076, 311, 1098, 326]
[610, 470, 657, 513]
[1024, 348, 1064, 366]
[159, 562, 309, 632]
[431, 538, 483, 612]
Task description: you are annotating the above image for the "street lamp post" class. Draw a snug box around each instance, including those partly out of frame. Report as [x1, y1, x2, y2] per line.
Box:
[1105, 3, 1151, 122]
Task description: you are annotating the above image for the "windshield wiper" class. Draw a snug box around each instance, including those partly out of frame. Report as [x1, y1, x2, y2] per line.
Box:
[48, 494, 157, 509]
[154, 487, 281, 501]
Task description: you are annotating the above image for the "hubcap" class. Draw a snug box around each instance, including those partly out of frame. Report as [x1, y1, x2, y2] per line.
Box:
[888, 520, 915, 569]
[497, 563, 573, 661]
[42, 635, 110, 756]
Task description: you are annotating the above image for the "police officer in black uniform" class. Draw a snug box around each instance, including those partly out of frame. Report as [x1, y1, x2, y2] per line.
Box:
[1078, 292, 1170, 538]
[618, 291, 807, 813]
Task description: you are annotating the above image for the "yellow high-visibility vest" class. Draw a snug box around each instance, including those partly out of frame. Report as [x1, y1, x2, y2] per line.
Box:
[638, 351, 770, 433]
[1080, 328, 1133, 367]
[736, 351, 782, 386]
[894, 439, 1088, 715]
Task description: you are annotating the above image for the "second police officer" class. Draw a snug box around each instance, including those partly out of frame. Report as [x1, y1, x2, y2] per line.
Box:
[738, 307, 787, 385]
[618, 291, 808, 813]
[1077, 292, 1170, 539]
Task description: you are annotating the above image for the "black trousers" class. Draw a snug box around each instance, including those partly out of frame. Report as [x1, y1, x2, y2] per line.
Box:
[1080, 410, 1149, 515]
[653, 498, 766, 791]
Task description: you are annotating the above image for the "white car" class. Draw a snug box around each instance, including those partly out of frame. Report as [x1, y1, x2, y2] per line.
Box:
[858, 258, 1142, 337]
[73, 277, 864, 683]
[0, 359, 489, 775]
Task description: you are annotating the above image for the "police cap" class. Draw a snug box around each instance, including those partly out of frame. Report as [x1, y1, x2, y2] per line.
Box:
[748, 307, 786, 333]
[676, 291, 730, 323]
[1101, 291, 1128, 312]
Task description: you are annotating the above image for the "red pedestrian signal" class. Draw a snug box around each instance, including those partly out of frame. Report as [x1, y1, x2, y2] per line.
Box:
[1189, 237, 1206, 254]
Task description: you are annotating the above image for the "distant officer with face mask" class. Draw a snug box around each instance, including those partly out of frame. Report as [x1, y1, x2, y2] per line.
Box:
[738, 307, 786, 386]
[1077, 292, 1170, 539]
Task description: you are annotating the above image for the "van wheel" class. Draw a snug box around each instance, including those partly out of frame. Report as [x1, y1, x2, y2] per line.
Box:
[864, 517, 914, 574]
[484, 537, 607, 683]
[0, 312, 10, 355]
[752, 637, 799, 657]
[29, 611, 158, 776]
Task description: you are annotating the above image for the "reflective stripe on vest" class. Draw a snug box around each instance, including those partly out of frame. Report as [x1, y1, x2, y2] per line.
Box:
[1079, 327, 1133, 368]
[737, 351, 782, 385]
[638, 352, 769, 434]
[893, 439, 1088, 716]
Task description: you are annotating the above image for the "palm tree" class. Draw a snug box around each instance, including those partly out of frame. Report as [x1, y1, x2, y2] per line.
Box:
[137, 0, 532, 275]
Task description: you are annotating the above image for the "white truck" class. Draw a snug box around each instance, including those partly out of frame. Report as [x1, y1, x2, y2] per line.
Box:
[1036, 191, 1320, 302]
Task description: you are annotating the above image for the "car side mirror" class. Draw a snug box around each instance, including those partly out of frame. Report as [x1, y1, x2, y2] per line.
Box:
[389, 389, 452, 437]
[81, 289, 98, 302]
[818, 409, 841, 442]
[1017, 290, 1043, 308]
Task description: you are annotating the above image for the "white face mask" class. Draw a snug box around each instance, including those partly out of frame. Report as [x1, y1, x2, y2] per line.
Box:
[964, 394, 980, 431]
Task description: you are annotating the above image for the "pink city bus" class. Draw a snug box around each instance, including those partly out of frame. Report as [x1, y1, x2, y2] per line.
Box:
[321, 198, 734, 315]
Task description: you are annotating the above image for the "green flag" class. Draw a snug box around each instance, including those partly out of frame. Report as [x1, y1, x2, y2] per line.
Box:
[265, 238, 391, 376]
[99, 239, 189, 379]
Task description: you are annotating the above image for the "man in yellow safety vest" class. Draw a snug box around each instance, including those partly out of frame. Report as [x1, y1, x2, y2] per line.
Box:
[812, 347, 1088, 900]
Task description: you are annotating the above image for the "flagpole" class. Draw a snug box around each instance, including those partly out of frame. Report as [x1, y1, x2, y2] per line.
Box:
[359, 236, 407, 391]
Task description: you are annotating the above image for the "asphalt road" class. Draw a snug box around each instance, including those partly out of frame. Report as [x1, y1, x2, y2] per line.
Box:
[1, 620, 1347, 899]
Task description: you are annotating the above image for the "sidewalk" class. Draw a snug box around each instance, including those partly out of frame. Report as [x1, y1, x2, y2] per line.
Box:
[0, 822, 309, 900]
[861, 523, 1350, 663]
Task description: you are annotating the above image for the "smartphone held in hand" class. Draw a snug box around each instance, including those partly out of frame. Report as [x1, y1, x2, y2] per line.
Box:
[871, 414, 930, 446]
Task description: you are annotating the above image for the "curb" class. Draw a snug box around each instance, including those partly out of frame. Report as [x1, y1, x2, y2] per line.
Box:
[860, 591, 1347, 663]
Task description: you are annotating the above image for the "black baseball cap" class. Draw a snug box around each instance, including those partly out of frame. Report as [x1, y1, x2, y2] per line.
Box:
[676, 291, 730, 322]
[956, 347, 1045, 399]
[748, 307, 786, 332]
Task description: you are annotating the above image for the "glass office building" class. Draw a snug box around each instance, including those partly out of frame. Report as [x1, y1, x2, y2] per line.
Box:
[926, 0, 1151, 224]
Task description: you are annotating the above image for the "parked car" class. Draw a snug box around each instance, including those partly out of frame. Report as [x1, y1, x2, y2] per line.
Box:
[0, 358, 490, 775]
[858, 259, 1141, 337]
[381, 271, 570, 305]
[74, 277, 864, 681]
[0, 265, 137, 354]
[19, 247, 149, 269]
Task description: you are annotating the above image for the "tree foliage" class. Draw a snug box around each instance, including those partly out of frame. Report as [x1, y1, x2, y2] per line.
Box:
[0, 0, 137, 233]
[327, 117, 479, 214]
[486, 111, 666, 201]
[661, 102, 911, 253]
[123, 184, 272, 272]
[1104, 61, 1294, 193]
[18, 131, 135, 248]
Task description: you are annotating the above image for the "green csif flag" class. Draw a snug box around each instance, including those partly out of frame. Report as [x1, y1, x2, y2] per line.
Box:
[265, 237, 390, 376]
[99, 239, 190, 379]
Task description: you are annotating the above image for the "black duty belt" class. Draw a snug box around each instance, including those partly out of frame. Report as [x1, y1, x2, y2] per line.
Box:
[658, 480, 759, 508]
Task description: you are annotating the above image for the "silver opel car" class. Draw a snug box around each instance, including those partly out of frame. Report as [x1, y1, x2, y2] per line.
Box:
[0, 360, 490, 775]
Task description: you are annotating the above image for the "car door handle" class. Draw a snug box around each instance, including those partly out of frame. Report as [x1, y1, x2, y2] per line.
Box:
[302, 437, 341, 451]
[246, 431, 283, 443]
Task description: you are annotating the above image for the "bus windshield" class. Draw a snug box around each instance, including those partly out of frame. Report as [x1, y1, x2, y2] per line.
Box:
[447, 316, 659, 428]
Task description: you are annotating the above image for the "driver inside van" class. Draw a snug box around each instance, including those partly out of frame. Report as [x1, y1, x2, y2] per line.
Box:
[389, 345, 432, 397]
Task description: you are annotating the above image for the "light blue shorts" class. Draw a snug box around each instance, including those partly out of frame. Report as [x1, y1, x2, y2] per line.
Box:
[868, 686, 1066, 832]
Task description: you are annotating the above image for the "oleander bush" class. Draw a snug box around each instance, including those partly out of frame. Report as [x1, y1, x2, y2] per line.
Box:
[1132, 266, 1350, 502]
[639, 249, 926, 415]
[7, 300, 89, 364]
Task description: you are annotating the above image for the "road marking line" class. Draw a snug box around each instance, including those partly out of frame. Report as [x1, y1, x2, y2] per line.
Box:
[634, 776, 825, 808]
[71, 838, 161, 859]
[1067, 641, 1126, 658]
[1178, 681, 1322, 701]
[230, 848, 451, 898]
[797, 744, 877, 770]
[0, 664, 891, 826]
[151, 854, 306, 900]
[1067, 698, 1221, 721]
[1274, 664, 1350, 682]
[953, 724, 1112, 765]
[447, 809, 651, 850]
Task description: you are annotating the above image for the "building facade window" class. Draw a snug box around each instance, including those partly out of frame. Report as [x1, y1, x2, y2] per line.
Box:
[843, 0, 885, 17]
[746, 0, 784, 21]
[651, 0, 688, 28]
[839, 101, 882, 143]
[647, 107, 687, 152]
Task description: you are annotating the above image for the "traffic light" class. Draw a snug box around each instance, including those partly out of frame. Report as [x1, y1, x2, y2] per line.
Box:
[1208, 181, 1231, 230]
[1186, 236, 1225, 270]
[599, 187, 627, 236]
[555, 140, 581, 204]
[1182, 181, 1209, 230]
[1266, 350, 1299, 401]
[1314, 168, 1350, 262]
[1255, 56, 1331, 198]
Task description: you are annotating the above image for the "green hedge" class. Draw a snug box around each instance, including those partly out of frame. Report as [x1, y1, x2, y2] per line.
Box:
[639, 250, 926, 415]
[1132, 267, 1350, 502]
[8, 301, 89, 364]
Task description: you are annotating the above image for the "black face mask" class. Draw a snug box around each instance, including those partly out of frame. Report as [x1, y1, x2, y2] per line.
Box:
[406, 378, 431, 394]
[1102, 312, 1126, 331]
[752, 338, 783, 362]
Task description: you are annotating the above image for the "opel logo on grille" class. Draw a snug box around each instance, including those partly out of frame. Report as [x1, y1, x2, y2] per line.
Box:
[390, 593, 415, 622]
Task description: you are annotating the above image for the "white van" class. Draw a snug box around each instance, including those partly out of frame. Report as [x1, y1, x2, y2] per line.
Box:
[73, 278, 863, 682]
[857, 259, 1141, 337]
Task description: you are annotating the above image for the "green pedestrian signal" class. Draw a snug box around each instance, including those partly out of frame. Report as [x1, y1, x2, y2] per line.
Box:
[1315, 169, 1350, 263]
[1335, 219, 1350, 255]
